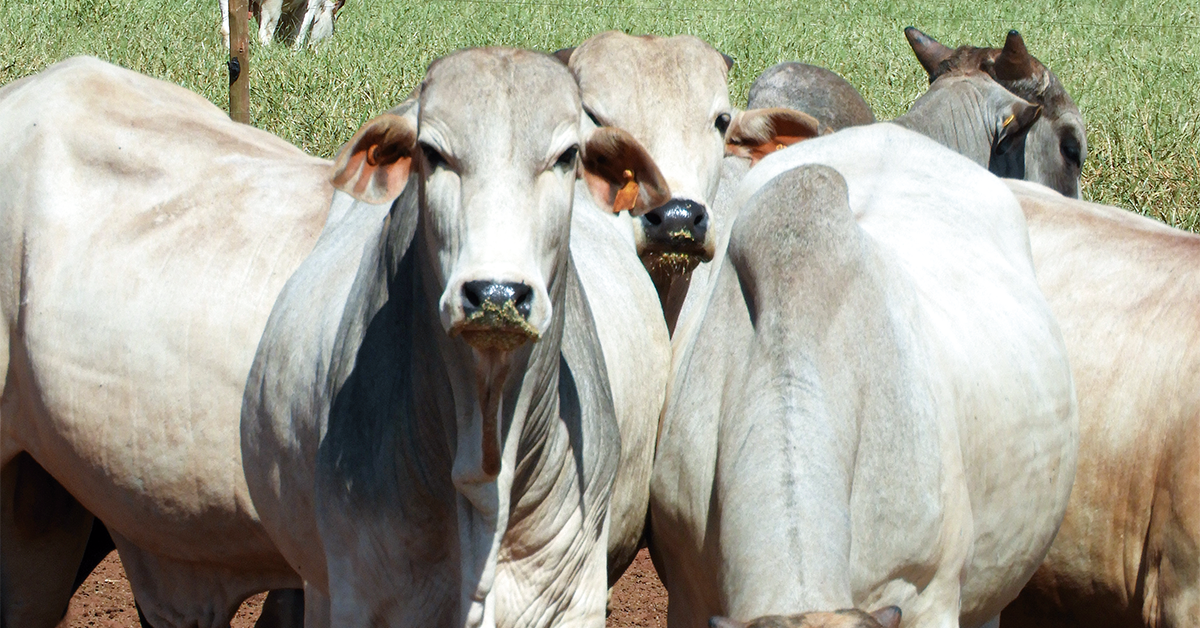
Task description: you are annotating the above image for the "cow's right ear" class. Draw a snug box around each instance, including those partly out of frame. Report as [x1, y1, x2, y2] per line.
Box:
[581, 126, 671, 216]
[725, 107, 822, 166]
[331, 113, 417, 205]
[994, 95, 1042, 156]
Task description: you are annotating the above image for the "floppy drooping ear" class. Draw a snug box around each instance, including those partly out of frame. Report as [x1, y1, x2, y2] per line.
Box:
[869, 606, 902, 628]
[581, 126, 670, 215]
[331, 113, 418, 205]
[724, 107, 822, 165]
[993, 93, 1043, 157]
[905, 26, 954, 81]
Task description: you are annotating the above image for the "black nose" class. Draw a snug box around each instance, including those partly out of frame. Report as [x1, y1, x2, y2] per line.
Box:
[640, 199, 708, 250]
[462, 281, 533, 320]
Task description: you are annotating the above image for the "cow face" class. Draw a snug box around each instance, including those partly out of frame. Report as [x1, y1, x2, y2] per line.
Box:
[330, 48, 669, 357]
[709, 607, 901, 628]
[905, 27, 1087, 198]
[562, 31, 735, 278]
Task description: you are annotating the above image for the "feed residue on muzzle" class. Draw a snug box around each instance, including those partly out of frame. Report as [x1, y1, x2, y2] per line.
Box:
[452, 299, 541, 352]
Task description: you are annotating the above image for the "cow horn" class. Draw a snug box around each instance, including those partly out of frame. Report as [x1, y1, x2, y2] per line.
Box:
[993, 30, 1036, 81]
[905, 26, 953, 81]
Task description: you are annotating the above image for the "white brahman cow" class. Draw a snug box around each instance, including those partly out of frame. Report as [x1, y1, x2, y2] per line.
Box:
[240, 47, 671, 627]
[1, 56, 328, 627]
[220, 0, 344, 48]
[649, 121, 1078, 628]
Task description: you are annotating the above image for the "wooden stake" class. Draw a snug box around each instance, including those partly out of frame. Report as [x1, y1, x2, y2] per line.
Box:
[228, 0, 250, 124]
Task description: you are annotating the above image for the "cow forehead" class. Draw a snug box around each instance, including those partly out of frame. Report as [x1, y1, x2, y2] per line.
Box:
[420, 48, 581, 157]
[571, 32, 730, 120]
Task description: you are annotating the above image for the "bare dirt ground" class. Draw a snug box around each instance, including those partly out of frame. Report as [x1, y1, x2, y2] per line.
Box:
[61, 548, 667, 628]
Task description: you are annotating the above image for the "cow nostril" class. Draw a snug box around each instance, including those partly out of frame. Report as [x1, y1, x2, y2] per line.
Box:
[694, 212, 706, 226]
[513, 284, 533, 318]
[463, 285, 483, 309]
[644, 211, 663, 226]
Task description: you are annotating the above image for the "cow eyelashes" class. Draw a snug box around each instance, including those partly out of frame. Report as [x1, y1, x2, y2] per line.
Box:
[715, 113, 731, 135]
[421, 142, 446, 170]
[554, 145, 579, 170]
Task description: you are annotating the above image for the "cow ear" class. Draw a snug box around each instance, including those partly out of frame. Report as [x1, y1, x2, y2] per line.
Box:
[724, 107, 822, 166]
[552, 47, 575, 66]
[869, 606, 901, 628]
[331, 113, 418, 205]
[993, 30, 1036, 81]
[581, 126, 670, 216]
[709, 617, 746, 628]
[995, 97, 1042, 156]
[905, 26, 954, 81]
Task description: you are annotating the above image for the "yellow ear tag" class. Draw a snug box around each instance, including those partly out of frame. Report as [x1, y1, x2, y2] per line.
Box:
[775, 143, 786, 151]
[1002, 114, 1016, 128]
[612, 169, 639, 214]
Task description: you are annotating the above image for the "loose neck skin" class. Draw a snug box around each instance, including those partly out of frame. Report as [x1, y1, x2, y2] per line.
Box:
[647, 264, 694, 334]
[410, 213, 568, 628]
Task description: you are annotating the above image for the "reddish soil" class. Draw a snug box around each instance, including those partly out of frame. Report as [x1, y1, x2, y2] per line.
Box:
[60, 548, 668, 628]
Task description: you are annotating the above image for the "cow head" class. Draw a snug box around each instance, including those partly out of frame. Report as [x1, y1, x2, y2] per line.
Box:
[896, 71, 1044, 176]
[559, 31, 734, 283]
[709, 607, 901, 628]
[905, 27, 1087, 198]
[332, 49, 666, 360]
[746, 62, 877, 133]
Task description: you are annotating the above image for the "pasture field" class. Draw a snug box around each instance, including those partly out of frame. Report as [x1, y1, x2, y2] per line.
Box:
[1, 0, 1197, 229]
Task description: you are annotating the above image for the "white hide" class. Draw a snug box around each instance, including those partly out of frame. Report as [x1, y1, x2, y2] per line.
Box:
[651, 124, 1078, 628]
[0, 57, 327, 628]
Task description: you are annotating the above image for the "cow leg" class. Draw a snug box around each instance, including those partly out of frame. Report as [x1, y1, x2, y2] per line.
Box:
[254, 589, 304, 628]
[218, 0, 230, 47]
[302, 584, 330, 628]
[255, 0, 283, 45]
[0, 453, 94, 628]
[70, 519, 117, 594]
[112, 533, 300, 628]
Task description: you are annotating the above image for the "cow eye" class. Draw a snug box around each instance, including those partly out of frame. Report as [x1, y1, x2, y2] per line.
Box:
[714, 113, 731, 135]
[584, 108, 602, 127]
[554, 145, 579, 170]
[420, 142, 445, 170]
[1060, 134, 1082, 168]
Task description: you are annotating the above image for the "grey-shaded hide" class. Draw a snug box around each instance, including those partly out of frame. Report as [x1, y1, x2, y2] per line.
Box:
[747, 62, 876, 133]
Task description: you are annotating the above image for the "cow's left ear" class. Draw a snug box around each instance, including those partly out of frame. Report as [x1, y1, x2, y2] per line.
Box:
[331, 113, 418, 205]
[581, 126, 671, 216]
[724, 107, 822, 166]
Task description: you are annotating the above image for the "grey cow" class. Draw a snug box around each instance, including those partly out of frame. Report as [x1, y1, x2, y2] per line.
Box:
[240, 48, 669, 627]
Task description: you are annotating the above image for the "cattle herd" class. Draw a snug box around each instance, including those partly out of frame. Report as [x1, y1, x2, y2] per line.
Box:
[0, 22, 1197, 628]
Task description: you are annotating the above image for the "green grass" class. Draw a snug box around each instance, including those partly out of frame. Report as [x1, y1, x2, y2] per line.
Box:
[2, 0, 1197, 230]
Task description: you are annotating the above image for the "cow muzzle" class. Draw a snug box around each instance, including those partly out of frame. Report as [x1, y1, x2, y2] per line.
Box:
[637, 198, 714, 275]
[449, 280, 540, 352]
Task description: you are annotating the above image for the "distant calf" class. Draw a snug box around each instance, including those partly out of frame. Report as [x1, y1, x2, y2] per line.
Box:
[221, 0, 345, 48]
